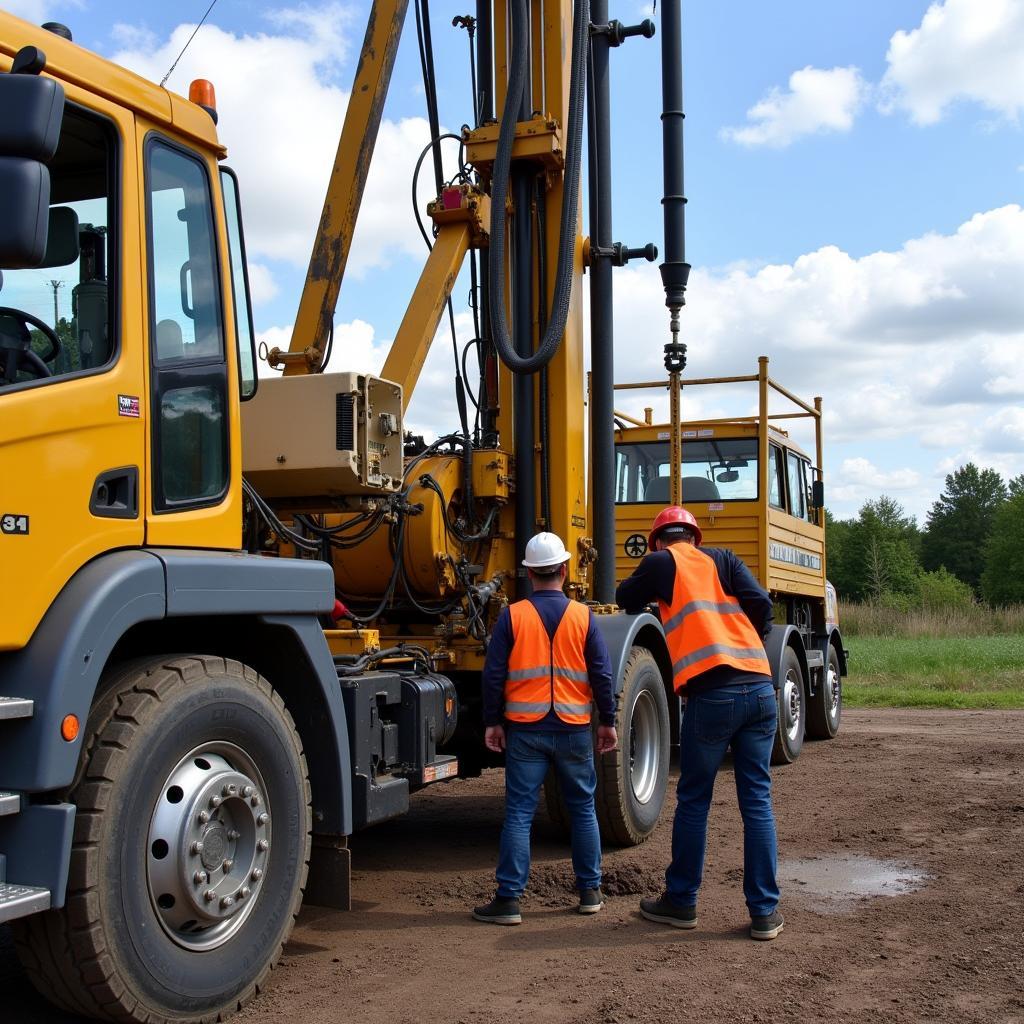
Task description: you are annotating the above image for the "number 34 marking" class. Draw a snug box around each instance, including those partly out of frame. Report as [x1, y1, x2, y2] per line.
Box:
[1, 514, 29, 535]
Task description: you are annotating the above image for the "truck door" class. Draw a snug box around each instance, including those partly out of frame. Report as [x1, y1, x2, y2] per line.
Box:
[142, 135, 241, 549]
[0, 99, 145, 651]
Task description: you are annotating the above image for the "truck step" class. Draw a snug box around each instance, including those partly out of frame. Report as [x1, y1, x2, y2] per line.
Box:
[0, 882, 50, 924]
[0, 791, 21, 816]
[0, 697, 34, 720]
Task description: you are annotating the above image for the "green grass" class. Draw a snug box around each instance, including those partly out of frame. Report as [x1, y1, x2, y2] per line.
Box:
[845, 634, 1024, 709]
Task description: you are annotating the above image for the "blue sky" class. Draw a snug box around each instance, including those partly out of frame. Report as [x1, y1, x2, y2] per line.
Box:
[10, 0, 1024, 520]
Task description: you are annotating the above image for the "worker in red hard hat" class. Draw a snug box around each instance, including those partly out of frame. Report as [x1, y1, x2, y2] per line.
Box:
[616, 506, 783, 941]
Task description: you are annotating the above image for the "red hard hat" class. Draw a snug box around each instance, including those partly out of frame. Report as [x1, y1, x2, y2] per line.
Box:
[648, 506, 702, 550]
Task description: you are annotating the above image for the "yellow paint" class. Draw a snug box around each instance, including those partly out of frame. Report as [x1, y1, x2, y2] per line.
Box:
[0, 85, 144, 650]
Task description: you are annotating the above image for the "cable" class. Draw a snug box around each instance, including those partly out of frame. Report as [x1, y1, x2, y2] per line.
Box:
[160, 0, 219, 87]
[487, 0, 589, 375]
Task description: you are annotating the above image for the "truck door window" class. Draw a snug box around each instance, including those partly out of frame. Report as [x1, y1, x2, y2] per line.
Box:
[785, 450, 806, 520]
[220, 167, 257, 399]
[0, 106, 116, 390]
[146, 138, 228, 510]
[768, 444, 784, 509]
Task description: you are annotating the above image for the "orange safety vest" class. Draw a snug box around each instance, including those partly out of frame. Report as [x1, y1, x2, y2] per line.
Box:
[505, 599, 593, 725]
[659, 544, 771, 692]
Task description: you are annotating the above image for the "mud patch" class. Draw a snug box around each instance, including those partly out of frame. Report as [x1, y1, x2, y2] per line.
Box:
[781, 854, 928, 912]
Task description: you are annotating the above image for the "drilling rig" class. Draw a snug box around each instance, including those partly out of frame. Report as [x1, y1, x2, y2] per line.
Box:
[0, 2, 840, 1021]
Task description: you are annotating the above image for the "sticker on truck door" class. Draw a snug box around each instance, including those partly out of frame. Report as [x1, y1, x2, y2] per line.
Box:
[1, 514, 29, 535]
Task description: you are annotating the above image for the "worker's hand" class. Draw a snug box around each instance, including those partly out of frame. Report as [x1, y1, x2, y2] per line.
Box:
[596, 725, 618, 755]
[484, 725, 506, 753]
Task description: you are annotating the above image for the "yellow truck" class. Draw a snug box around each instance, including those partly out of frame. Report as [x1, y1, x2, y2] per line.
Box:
[612, 357, 848, 762]
[0, 2, 841, 1019]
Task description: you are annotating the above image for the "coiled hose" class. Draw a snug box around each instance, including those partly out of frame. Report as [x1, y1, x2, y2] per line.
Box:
[487, 0, 589, 375]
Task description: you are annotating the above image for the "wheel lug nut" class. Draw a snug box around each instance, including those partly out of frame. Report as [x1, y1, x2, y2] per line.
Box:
[194, 870, 208, 884]
[220, 896, 235, 909]
[242, 785, 253, 798]
[223, 783, 237, 797]
[198, 810, 210, 824]
[251, 868, 263, 882]
[239, 886, 251, 900]
[190, 841, 204, 855]
[223, 859, 234, 873]
[210, 795, 222, 808]
[257, 812, 269, 826]
[227, 828, 240, 841]
[257, 839, 269, 852]
[250, 795, 260, 807]
[204, 889, 217, 902]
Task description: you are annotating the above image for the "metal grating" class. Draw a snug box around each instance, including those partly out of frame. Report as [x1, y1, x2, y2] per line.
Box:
[0, 697, 33, 720]
[336, 393, 355, 451]
[0, 883, 50, 924]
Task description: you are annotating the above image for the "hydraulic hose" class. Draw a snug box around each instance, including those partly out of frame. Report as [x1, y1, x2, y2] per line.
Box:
[487, 0, 589, 375]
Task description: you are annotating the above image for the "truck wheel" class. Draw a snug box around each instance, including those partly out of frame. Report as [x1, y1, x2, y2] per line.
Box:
[771, 646, 806, 765]
[595, 647, 671, 846]
[806, 644, 842, 740]
[13, 655, 311, 1024]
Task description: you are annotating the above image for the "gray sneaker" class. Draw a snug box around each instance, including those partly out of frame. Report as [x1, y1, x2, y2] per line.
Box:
[472, 895, 522, 925]
[750, 910, 784, 940]
[639, 893, 698, 929]
[578, 887, 604, 914]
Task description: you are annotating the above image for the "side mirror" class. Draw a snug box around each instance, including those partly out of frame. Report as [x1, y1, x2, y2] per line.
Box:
[0, 48, 66, 269]
[812, 479, 825, 509]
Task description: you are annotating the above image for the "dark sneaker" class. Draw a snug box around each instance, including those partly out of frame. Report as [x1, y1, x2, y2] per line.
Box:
[472, 896, 522, 925]
[750, 910, 784, 940]
[639, 893, 698, 929]
[578, 887, 604, 914]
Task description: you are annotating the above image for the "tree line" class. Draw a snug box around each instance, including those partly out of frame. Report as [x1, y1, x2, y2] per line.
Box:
[826, 464, 1024, 607]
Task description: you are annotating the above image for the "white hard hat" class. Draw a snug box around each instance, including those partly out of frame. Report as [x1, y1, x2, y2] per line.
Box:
[522, 532, 572, 570]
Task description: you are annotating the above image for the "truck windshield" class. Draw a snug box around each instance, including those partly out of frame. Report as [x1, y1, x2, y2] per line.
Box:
[0, 106, 115, 389]
[614, 438, 759, 503]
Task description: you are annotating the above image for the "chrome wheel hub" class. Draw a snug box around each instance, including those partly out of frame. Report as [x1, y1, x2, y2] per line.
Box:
[783, 670, 802, 743]
[148, 743, 271, 951]
[826, 662, 841, 721]
[628, 689, 660, 805]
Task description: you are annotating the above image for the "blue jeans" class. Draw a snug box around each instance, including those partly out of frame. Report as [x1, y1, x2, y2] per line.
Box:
[496, 728, 602, 899]
[666, 681, 780, 917]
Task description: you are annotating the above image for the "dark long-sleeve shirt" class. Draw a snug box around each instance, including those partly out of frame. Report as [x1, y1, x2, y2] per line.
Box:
[615, 546, 776, 692]
[483, 590, 616, 731]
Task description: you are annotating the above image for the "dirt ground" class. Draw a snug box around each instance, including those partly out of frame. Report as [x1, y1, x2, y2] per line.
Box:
[3, 709, 1024, 1024]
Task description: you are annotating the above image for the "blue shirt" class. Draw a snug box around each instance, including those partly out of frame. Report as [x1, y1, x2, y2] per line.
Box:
[483, 590, 616, 731]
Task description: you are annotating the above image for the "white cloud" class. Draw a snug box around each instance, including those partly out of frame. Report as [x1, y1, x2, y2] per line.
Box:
[880, 0, 1024, 125]
[111, 7, 446, 277]
[246, 262, 279, 306]
[609, 204, 1024, 510]
[721, 66, 867, 148]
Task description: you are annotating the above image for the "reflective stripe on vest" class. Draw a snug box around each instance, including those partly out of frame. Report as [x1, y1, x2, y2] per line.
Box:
[505, 599, 593, 725]
[658, 545, 770, 692]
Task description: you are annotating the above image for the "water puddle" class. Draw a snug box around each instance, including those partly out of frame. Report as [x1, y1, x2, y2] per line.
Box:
[779, 855, 929, 913]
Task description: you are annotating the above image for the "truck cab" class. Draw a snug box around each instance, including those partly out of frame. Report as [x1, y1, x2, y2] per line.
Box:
[612, 357, 848, 763]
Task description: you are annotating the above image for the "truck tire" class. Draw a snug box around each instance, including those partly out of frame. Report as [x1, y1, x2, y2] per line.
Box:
[595, 647, 671, 846]
[13, 655, 311, 1024]
[770, 646, 806, 765]
[806, 644, 842, 740]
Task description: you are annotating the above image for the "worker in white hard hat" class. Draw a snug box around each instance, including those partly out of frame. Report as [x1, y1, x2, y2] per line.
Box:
[472, 532, 618, 925]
